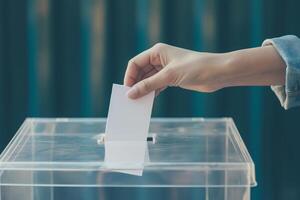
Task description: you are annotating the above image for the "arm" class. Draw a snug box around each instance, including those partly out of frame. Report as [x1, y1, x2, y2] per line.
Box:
[124, 43, 286, 99]
[219, 46, 286, 87]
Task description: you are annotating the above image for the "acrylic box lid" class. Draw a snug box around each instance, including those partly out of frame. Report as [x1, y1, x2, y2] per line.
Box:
[0, 118, 256, 187]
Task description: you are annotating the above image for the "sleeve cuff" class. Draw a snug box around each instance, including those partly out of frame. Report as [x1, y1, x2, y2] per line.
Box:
[262, 35, 300, 109]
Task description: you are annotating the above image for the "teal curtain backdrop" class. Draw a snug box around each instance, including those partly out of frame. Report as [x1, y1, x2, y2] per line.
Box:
[1, 0, 300, 199]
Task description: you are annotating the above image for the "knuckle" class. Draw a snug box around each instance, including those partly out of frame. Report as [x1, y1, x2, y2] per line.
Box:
[128, 58, 135, 67]
[152, 43, 167, 52]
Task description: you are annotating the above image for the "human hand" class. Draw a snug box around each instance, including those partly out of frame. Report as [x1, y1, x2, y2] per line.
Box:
[124, 43, 227, 99]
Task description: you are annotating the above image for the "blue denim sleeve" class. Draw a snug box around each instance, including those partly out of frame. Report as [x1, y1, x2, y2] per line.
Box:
[262, 35, 300, 109]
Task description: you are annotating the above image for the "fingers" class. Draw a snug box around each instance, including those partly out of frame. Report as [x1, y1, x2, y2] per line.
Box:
[124, 43, 172, 98]
[124, 49, 153, 87]
[127, 69, 171, 99]
[124, 43, 167, 87]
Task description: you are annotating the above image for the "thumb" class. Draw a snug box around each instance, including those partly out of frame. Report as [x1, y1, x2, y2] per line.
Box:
[127, 69, 171, 99]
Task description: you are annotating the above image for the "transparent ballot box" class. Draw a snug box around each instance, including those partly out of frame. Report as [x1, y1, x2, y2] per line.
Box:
[0, 118, 256, 200]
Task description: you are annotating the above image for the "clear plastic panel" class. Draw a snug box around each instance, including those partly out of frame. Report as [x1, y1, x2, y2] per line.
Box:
[0, 118, 256, 187]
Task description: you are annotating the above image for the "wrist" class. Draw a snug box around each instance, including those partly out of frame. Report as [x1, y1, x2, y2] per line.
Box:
[193, 53, 234, 92]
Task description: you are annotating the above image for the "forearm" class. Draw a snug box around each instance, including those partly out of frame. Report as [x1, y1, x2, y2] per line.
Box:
[219, 45, 286, 88]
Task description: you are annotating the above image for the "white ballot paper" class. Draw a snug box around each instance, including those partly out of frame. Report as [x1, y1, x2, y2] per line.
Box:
[104, 84, 154, 176]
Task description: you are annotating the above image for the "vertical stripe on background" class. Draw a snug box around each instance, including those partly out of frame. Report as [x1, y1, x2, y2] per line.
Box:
[193, 0, 204, 53]
[192, 0, 205, 116]
[90, 0, 106, 116]
[80, 0, 92, 116]
[0, 1, 6, 149]
[7, 0, 28, 137]
[37, 0, 54, 116]
[27, 0, 39, 116]
[147, 0, 161, 46]
[136, 0, 149, 52]
[52, 0, 81, 116]
[249, 0, 263, 200]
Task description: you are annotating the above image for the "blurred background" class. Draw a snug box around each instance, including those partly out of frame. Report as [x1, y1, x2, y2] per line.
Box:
[0, 0, 300, 199]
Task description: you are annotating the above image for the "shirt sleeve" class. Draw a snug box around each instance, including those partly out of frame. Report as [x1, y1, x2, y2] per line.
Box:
[262, 35, 300, 109]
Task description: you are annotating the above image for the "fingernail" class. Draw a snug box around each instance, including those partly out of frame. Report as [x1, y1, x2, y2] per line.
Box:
[127, 86, 138, 99]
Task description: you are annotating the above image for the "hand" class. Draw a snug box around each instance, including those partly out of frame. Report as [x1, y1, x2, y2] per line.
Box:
[124, 43, 228, 99]
[124, 43, 286, 99]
